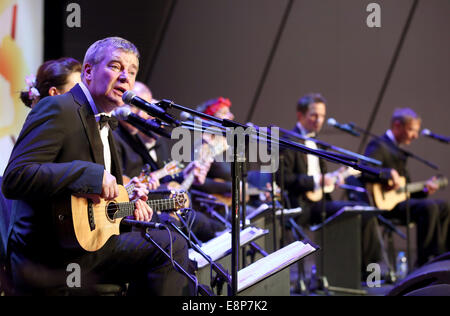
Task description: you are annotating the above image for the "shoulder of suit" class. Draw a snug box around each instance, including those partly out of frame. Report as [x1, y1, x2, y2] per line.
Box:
[18, 95, 80, 137]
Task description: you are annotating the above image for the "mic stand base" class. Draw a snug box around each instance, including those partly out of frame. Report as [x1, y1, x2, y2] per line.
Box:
[308, 265, 329, 295]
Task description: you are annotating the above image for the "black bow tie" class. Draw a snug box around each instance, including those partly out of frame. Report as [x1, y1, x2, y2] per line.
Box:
[98, 115, 118, 130]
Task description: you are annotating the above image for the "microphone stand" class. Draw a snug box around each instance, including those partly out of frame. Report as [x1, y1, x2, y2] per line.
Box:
[241, 154, 248, 268]
[195, 197, 269, 260]
[318, 165, 330, 295]
[122, 219, 214, 296]
[276, 126, 382, 166]
[157, 99, 384, 296]
[230, 131, 241, 295]
[271, 170, 278, 253]
[279, 154, 286, 249]
[166, 220, 232, 295]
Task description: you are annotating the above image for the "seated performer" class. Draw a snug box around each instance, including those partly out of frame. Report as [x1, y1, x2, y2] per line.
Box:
[2, 37, 192, 295]
[280, 93, 384, 270]
[192, 97, 234, 196]
[363, 108, 449, 267]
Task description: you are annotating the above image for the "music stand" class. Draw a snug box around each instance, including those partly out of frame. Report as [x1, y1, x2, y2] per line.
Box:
[310, 206, 385, 294]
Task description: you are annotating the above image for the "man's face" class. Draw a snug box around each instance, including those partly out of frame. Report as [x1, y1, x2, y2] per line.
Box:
[214, 106, 234, 120]
[297, 102, 326, 134]
[84, 48, 138, 113]
[393, 119, 421, 145]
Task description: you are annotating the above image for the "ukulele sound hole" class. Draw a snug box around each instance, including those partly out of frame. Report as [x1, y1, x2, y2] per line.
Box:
[106, 202, 119, 221]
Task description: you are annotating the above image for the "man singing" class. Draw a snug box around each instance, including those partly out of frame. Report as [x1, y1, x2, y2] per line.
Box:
[2, 37, 192, 295]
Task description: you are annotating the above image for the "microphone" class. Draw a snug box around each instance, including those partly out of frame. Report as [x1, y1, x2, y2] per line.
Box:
[180, 111, 195, 121]
[421, 129, 450, 144]
[327, 118, 360, 137]
[112, 106, 172, 139]
[122, 91, 181, 127]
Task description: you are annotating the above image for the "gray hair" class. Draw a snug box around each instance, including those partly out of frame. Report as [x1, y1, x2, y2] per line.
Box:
[81, 37, 140, 78]
[391, 107, 421, 126]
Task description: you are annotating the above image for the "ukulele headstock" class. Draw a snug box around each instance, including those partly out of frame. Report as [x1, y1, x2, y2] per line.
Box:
[172, 191, 189, 210]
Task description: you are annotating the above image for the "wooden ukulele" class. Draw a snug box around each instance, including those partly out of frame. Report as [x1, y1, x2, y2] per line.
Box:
[306, 167, 361, 202]
[368, 175, 448, 211]
[53, 185, 187, 252]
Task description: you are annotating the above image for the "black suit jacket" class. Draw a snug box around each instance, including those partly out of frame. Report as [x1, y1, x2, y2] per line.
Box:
[280, 125, 328, 208]
[1, 84, 123, 258]
[113, 127, 184, 185]
[364, 133, 426, 199]
[114, 125, 158, 178]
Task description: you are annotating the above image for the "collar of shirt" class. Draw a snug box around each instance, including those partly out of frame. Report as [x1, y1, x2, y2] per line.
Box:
[79, 82, 112, 121]
[296, 122, 316, 138]
[386, 129, 398, 146]
[144, 138, 157, 151]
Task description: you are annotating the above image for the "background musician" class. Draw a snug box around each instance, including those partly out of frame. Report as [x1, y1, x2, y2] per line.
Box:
[280, 93, 384, 272]
[364, 108, 450, 267]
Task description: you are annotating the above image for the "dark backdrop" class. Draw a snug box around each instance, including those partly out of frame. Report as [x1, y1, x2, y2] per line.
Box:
[46, 0, 449, 200]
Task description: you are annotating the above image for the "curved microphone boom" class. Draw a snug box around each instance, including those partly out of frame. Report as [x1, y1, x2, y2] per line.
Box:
[122, 91, 180, 127]
[327, 118, 360, 137]
[421, 129, 450, 144]
[112, 106, 172, 139]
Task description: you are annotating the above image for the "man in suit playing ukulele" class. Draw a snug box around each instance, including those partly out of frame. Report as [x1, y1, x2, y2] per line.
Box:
[281, 93, 384, 273]
[2, 37, 192, 295]
[364, 108, 449, 267]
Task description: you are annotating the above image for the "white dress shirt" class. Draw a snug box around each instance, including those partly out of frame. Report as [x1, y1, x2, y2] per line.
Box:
[296, 122, 322, 186]
[386, 129, 398, 146]
[145, 138, 158, 163]
[79, 82, 112, 173]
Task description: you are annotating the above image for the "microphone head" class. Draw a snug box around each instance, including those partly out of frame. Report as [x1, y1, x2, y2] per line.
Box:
[421, 128, 431, 136]
[112, 106, 131, 120]
[327, 118, 337, 126]
[122, 90, 136, 104]
[180, 111, 192, 121]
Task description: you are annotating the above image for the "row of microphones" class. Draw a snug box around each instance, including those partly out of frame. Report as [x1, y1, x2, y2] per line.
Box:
[328, 118, 449, 145]
[122, 91, 180, 127]
[112, 106, 172, 139]
[421, 129, 450, 144]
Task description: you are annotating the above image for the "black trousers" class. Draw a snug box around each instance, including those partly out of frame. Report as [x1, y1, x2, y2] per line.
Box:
[387, 198, 450, 267]
[8, 229, 192, 296]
